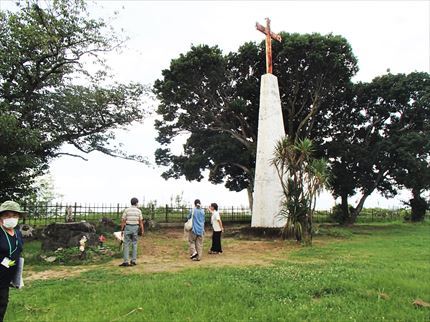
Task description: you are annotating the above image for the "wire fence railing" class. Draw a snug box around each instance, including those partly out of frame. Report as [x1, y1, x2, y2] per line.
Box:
[20, 203, 252, 226]
[19, 202, 428, 227]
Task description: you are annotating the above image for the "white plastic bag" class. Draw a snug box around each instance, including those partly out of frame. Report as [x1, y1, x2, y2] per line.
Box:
[113, 231, 124, 242]
[184, 218, 193, 231]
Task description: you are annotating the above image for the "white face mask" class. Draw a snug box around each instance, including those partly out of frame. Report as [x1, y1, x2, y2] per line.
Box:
[2, 217, 19, 229]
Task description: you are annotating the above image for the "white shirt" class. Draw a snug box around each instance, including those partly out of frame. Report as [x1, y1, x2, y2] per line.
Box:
[211, 211, 222, 232]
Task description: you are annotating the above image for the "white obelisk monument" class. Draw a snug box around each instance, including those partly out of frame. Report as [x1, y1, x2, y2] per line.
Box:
[251, 18, 286, 228]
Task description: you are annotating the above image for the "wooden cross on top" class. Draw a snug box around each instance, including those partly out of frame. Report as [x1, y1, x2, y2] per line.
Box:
[256, 18, 282, 74]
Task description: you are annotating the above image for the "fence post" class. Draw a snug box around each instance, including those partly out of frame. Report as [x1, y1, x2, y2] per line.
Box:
[117, 203, 120, 219]
[74, 202, 77, 222]
[55, 203, 58, 222]
[165, 204, 169, 223]
[44, 202, 47, 225]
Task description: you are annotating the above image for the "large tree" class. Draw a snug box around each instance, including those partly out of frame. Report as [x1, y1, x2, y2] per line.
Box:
[154, 33, 357, 208]
[325, 72, 430, 223]
[387, 72, 430, 221]
[0, 0, 147, 199]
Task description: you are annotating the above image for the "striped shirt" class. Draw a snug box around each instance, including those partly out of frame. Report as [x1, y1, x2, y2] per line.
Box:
[122, 206, 143, 225]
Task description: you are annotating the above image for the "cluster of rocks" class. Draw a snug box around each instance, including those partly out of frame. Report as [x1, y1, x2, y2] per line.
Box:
[41, 222, 98, 251]
[20, 218, 160, 253]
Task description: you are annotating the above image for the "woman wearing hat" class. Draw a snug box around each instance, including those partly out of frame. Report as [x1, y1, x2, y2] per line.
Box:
[0, 201, 25, 322]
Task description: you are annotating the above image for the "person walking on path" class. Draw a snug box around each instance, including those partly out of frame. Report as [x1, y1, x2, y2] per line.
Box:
[187, 199, 205, 261]
[0, 201, 25, 322]
[119, 198, 144, 267]
[208, 203, 223, 254]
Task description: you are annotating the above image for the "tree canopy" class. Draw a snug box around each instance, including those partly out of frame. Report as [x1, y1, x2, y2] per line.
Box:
[325, 72, 430, 223]
[0, 0, 148, 199]
[154, 33, 357, 208]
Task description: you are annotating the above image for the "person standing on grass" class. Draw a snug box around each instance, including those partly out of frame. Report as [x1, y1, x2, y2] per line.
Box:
[208, 203, 223, 254]
[0, 201, 25, 322]
[119, 198, 144, 267]
[187, 199, 205, 261]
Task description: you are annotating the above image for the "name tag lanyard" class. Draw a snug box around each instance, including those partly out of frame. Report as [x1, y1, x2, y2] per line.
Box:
[1, 227, 18, 257]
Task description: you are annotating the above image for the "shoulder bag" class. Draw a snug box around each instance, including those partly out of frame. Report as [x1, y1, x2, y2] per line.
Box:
[184, 208, 195, 231]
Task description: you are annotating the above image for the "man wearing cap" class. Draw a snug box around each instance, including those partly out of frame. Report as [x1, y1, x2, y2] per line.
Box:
[0, 201, 25, 322]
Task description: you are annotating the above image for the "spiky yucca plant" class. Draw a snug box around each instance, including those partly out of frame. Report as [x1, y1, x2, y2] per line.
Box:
[272, 137, 329, 244]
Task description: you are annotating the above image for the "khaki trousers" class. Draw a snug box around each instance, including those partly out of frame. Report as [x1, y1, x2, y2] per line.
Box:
[188, 231, 203, 260]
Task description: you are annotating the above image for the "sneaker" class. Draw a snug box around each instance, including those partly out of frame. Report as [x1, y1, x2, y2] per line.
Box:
[130, 261, 137, 266]
[192, 258, 200, 261]
[190, 252, 198, 259]
[119, 262, 129, 267]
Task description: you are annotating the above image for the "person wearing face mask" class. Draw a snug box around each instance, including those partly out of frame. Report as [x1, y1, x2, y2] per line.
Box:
[0, 201, 25, 322]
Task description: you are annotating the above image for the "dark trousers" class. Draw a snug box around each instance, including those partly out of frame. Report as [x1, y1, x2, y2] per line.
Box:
[210, 231, 222, 253]
[0, 287, 9, 322]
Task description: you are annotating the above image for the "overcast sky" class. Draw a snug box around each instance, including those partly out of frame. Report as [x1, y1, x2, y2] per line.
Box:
[4, 1, 429, 208]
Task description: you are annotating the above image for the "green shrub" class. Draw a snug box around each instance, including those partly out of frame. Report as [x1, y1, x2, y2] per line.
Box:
[22, 240, 121, 266]
[313, 225, 353, 238]
[329, 204, 353, 224]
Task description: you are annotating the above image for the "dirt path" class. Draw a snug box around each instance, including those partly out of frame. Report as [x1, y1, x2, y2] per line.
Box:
[25, 229, 301, 281]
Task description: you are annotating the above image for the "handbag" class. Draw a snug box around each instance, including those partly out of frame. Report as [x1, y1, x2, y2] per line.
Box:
[184, 208, 195, 231]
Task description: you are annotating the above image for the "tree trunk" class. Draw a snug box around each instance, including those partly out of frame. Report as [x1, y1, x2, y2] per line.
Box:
[347, 170, 387, 225]
[410, 189, 427, 222]
[247, 186, 254, 211]
[349, 194, 368, 225]
[340, 193, 350, 224]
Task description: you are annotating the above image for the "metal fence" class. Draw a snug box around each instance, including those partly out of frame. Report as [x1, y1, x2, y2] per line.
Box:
[20, 203, 252, 226]
[19, 202, 428, 227]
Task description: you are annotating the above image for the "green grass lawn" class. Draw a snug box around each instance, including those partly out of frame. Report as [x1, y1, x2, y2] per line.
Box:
[6, 222, 430, 321]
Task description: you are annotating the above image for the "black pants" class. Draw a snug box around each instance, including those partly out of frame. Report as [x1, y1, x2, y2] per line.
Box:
[0, 287, 9, 322]
[210, 231, 222, 253]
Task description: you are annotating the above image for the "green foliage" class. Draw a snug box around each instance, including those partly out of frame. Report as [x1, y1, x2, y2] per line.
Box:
[273, 137, 330, 243]
[154, 34, 357, 207]
[0, 0, 148, 200]
[329, 204, 354, 224]
[409, 196, 428, 222]
[23, 240, 121, 266]
[325, 72, 430, 223]
[21, 175, 62, 216]
[313, 225, 354, 238]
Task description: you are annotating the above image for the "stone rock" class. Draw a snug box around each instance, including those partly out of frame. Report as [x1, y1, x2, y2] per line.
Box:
[100, 217, 115, 227]
[145, 219, 160, 230]
[41, 222, 98, 251]
[19, 224, 34, 238]
[95, 217, 117, 234]
[44, 256, 57, 263]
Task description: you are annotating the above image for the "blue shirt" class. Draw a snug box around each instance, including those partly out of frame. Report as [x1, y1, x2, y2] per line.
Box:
[188, 207, 205, 236]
